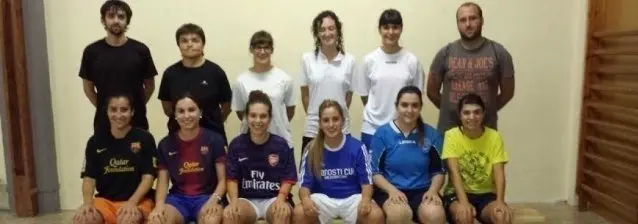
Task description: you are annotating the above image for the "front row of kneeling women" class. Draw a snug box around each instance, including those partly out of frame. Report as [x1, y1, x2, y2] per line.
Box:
[74, 86, 512, 224]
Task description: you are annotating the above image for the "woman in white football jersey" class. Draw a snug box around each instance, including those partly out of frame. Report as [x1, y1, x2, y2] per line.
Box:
[352, 8, 425, 149]
[300, 10, 355, 156]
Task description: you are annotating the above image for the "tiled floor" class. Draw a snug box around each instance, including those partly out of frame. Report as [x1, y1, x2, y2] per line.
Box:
[0, 202, 609, 224]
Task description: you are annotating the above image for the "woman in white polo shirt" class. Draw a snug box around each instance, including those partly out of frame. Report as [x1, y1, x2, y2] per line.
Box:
[353, 8, 425, 149]
[231, 30, 296, 149]
[300, 10, 356, 155]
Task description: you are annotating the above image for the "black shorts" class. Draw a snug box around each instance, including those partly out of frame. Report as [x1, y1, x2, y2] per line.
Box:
[372, 188, 433, 223]
[442, 193, 497, 224]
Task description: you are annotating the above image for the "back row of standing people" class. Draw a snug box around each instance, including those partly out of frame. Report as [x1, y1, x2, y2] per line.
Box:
[79, 0, 515, 152]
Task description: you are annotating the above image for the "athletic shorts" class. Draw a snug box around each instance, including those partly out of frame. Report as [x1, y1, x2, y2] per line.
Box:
[240, 197, 294, 220]
[166, 193, 224, 223]
[93, 197, 154, 224]
[442, 193, 497, 224]
[372, 188, 429, 223]
[310, 193, 362, 224]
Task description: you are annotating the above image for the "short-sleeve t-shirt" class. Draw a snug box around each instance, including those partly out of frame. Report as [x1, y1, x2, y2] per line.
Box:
[78, 38, 158, 130]
[441, 127, 509, 195]
[299, 135, 372, 199]
[156, 128, 227, 196]
[299, 51, 355, 137]
[158, 60, 232, 144]
[352, 47, 425, 135]
[370, 122, 444, 190]
[231, 67, 296, 147]
[429, 39, 514, 132]
[226, 133, 297, 199]
[81, 128, 157, 201]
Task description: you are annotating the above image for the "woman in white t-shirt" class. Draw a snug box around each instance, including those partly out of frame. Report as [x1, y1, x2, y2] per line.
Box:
[231, 30, 296, 149]
[300, 10, 356, 155]
[352, 8, 425, 149]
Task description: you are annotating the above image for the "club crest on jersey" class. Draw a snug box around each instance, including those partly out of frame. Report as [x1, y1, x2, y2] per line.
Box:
[268, 154, 279, 167]
[131, 142, 141, 153]
[201, 146, 209, 155]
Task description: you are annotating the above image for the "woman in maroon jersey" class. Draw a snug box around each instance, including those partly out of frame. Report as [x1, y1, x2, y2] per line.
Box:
[149, 93, 227, 224]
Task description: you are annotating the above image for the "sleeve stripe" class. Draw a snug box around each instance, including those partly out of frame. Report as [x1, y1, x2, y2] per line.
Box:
[361, 144, 373, 184]
[298, 149, 310, 185]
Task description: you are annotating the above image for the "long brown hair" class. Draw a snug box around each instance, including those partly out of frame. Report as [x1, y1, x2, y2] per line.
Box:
[308, 100, 344, 178]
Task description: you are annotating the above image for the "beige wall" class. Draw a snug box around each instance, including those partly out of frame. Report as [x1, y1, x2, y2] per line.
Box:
[43, 0, 587, 209]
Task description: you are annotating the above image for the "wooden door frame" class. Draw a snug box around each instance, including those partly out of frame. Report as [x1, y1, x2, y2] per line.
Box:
[0, 0, 39, 217]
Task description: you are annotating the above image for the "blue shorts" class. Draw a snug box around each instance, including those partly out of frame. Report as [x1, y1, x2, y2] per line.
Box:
[361, 133, 373, 150]
[165, 194, 211, 222]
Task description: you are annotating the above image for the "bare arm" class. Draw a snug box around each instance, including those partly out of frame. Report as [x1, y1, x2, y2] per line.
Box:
[286, 106, 295, 121]
[428, 173, 445, 193]
[299, 187, 312, 203]
[497, 77, 515, 111]
[81, 177, 96, 206]
[220, 102, 232, 122]
[493, 163, 506, 202]
[345, 92, 353, 109]
[300, 86, 309, 113]
[277, 182, 294, 201]
[361, 184, 373, 201]
[372, 174, 399, 193]
[143, 78, 155, 104]
[127, 174, 154, 205]
[426, 73, 443, 109]
[161, 101, 173, 117]
[227, 180, 239, 204]
[447, 158, 469, 203]
[360, 96, 368, 106]
[154, 169, 169, 206]
[82, 80, 98, 108]
[213, 162, 226, 200]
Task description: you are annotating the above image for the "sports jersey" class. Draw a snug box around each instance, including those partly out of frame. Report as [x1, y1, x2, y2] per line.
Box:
[352, 47, 424, 135]
[370, 121, 444, 190]
[226, 133, 297, 199]
[231, 67, 296, 147]
[157, 128, 227, 196]
[299, 51, 355, 137]
[81, 127, 157, 201]
[299, 135, 372, 199]
[78, 38, 157, 131]
[442, 127, 508, 194]
[158, 59, 232, 144]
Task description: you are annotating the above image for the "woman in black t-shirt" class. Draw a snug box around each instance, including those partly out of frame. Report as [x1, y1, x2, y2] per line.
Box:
[73, 94, 157, 224]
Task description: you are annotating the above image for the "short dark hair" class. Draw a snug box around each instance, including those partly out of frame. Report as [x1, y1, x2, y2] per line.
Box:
[457, 93, 486, 115]
[245, 90, 272, 118]
[175, 23, 206, 45]
[100, 0, 132, 25]
[456, 2, 483, 20]
[249, 30, 274, 50]
[378, 9, 403, 28]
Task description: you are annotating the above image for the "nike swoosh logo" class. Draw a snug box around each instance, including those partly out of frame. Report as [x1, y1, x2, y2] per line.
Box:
[238, 157, 248, 162]
[168, 151, 178, 156]
[96, 148, 107, 153]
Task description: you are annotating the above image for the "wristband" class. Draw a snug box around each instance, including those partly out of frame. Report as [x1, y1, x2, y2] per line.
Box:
[212, 193, 222, 202]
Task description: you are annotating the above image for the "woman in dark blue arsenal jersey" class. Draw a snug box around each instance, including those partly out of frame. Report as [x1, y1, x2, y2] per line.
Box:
[223, 90, 297, 224]
[149, 93, 227, 224]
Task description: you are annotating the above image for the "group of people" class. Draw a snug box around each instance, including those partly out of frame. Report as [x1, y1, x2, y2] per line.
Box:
[74, 0, 516, 224]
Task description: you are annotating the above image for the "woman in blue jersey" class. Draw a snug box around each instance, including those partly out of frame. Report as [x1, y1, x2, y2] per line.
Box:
[300, 10, 355, 153]
[149, 93, 227, 224]
[223, 90, 297, 224]
[370, 86, 446, 224]
[352, 9, 425, 149]
[293, 100, 384, 224]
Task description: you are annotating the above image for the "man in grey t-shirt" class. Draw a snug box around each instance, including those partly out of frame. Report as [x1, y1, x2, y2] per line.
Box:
[427, 2, 515, 132]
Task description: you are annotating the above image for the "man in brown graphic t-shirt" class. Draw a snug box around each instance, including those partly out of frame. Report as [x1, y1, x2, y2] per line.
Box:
[426, 2, 515, 133]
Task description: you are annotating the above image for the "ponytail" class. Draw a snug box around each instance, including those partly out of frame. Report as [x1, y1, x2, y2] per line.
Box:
[308, 132, 325, 178]
[417, 116, 425, 146]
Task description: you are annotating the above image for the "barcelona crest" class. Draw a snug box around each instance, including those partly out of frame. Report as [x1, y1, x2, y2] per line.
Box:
[131, 142, 141, 153]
